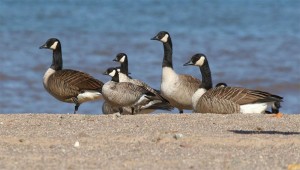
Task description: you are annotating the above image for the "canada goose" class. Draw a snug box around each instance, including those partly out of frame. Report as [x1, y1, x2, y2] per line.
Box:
[112, 53, 170, 103]
[102, 67, 163, 114]
[151, 31, 201, 113]
[103, 53, 173, 115]
[39, 38, 103, 113]
[183, 53, 283, 114]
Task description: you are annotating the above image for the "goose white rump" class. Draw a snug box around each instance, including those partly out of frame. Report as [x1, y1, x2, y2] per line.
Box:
[77, 90, 102, 103]
[240, 102, 271, 114]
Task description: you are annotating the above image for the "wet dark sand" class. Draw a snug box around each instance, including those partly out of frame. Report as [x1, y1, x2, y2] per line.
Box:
[0, 113, 299, 170]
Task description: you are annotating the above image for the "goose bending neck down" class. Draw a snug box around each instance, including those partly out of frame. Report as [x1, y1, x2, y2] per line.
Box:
[111, 53, 173, 114]
[151, 31, 201, 113]
[39, 38, 103, 113]
[102, 67, 168, 114]
[183, 53, 283, 114]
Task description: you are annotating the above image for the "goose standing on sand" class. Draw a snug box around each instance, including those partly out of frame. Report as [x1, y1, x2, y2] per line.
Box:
[183, 53, 283, 114]
[151, 31, 201, 113]
[102, 67, 165, 114]
[39, 38, 103, 113]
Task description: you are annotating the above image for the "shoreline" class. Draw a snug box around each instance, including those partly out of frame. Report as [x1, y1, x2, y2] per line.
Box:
[0, 113, 299, 169]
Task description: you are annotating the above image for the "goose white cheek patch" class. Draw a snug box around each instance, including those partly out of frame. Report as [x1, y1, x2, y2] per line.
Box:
[195, 56, 205, 66]
[108, 70, 116, 77]
[119, 55, 126, 63]
[50, 41, 58, 50]
[160, 34, 169, 43]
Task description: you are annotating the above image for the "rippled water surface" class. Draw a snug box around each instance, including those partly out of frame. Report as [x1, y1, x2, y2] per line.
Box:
[0, 0, 299, 114]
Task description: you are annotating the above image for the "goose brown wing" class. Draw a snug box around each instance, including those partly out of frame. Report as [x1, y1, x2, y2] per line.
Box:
[48, 69, 103, 99]
[178, 74, 201, 89]
[207, 87, 282, 105]
[116, 82, 153, 97]
[105, 82, 154, 106]
[130, 79, 169, 102]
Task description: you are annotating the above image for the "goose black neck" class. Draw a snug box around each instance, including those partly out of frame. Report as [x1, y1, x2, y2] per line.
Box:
[162, 38, 173, 68]
[120, 59, 129, 76]
[50, 43, 63, 71]
[199, 60, 213, 90]
[111, 72, 120, 82]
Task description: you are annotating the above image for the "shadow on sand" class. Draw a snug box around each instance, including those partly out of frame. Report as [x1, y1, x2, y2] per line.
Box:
[228, 130, 300, 135]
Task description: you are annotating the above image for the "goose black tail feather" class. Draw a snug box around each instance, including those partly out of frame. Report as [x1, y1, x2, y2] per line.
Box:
[147, 102, 174, 111]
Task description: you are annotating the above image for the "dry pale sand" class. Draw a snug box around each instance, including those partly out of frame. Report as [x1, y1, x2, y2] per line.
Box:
[0, 113, 299, 170]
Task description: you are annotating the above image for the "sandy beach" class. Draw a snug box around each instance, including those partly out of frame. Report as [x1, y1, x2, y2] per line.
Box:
[0, 113, 299, 170]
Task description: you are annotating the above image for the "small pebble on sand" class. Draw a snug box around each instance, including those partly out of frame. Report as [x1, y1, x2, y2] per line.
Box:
[174, 133, 183, 139]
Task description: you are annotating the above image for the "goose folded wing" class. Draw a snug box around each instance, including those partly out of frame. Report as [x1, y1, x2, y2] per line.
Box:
[210, 87, 282, 105]
[178, 74, 201, 87]
[61, 69, 102, 89]
[49, 69, 103, 98]
[130, 79, 168, 102]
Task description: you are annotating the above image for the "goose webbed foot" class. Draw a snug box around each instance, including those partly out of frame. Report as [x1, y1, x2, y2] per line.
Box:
[74, 104, 80, 114]
[118, 107, 123, 114]
[270, 102, 283, 118]
[271, 112, 284, 118]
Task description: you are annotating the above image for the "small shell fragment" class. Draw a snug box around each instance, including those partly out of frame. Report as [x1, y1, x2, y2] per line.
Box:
[74, 141, 80, 148]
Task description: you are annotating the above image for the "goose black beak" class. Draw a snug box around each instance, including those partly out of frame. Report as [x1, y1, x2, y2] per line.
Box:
[151, 36, 159, 41]
[39, 44, 47, 49]
[112, 58, 118, 62]
[183, 60, 193, 66]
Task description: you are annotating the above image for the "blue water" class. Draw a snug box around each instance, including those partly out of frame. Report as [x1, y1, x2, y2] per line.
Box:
[0, 0, 299, 114]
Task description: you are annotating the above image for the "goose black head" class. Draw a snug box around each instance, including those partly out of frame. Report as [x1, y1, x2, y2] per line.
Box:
[103, 67, 120, 82]
[103, 67, 118, 77]
[39, 38, 60, 50]
[151, 31, 170, 43]
[113, 53, 127, 63]
[103, 67, 119, 77]
[183, 53, 207, 67]
[215, 82, 228, 88]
